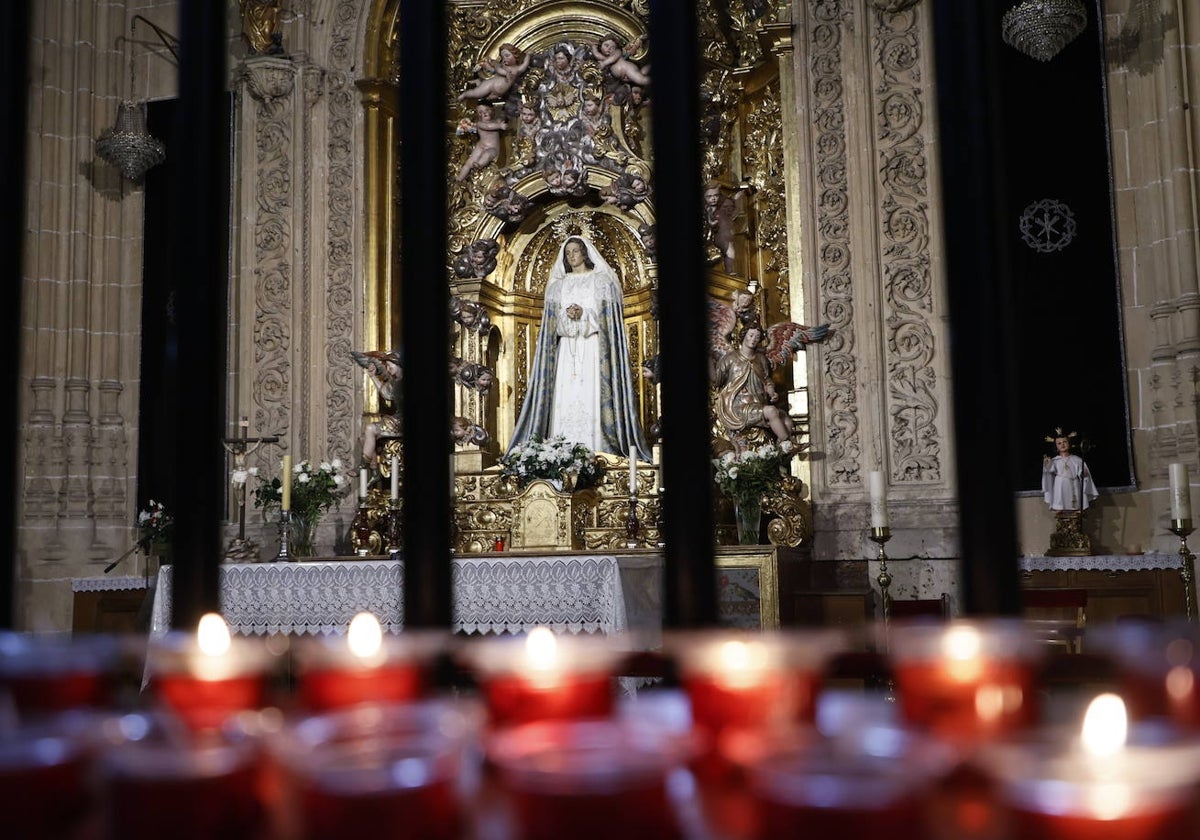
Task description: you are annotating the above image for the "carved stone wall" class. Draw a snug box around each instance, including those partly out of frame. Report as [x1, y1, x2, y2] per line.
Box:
[791, 0, 957, 562]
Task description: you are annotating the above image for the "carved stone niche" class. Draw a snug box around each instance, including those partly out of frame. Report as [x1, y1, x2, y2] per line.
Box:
[510, 480, 596, 550]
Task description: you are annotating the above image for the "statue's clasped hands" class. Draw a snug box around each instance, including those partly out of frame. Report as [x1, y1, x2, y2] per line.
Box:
[566, 303, 584, 321]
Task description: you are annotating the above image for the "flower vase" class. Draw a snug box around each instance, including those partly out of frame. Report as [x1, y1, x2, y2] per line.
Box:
[289, 513, 319, 557]
[735, 498, 761, 545]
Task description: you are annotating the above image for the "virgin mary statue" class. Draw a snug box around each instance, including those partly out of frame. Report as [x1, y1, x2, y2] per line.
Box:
[508, 236, 651, 461]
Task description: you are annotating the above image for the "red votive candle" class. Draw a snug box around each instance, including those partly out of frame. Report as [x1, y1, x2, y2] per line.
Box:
[1092, 620, 1200, 729]
[277, 701, 478, 840]
[670, 629, 843, 776]
[293, 615, 445, 711]
[983, 694, 1200, 840]
[0, 721, 91, 839]
[490, 720, 686, 840]
[888, 619, 1042, 743]
[463, 628, 621, 728]
[0, 631, 120, 715]
[147, 614, 276, 732]
[98, 714, 267, 840]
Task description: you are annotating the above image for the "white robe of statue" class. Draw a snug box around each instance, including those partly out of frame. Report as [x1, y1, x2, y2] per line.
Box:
[1042, 453, 1099, 511]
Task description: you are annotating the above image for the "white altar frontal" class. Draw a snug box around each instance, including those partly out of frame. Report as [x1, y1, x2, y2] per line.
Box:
[150, 553, 658, 639]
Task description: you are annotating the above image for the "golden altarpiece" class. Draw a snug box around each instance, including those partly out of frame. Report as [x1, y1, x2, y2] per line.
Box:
[351, 1, 816, 555]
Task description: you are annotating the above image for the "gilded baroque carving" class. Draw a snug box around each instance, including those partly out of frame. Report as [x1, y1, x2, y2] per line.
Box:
[872, 6, 940, 482]
[808, 0, 861, 487]
[742, 81, 790, 317]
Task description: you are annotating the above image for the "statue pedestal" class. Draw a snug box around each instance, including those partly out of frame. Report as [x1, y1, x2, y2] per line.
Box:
[1047, 509, 1092, 557]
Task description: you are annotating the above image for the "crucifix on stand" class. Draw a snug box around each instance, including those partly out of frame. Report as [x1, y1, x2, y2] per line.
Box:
[223, 417, 280, 561]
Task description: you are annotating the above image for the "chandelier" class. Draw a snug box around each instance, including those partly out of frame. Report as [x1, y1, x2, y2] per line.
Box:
[94, 15, 179, 183]
[95, 101, 166, 182]
[1001, 0, 1088, 62]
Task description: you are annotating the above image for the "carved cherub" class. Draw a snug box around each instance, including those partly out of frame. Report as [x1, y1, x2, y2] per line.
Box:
[452, 239, 500, 280]
[600, 170, 651, 211]
[704, 181, 750, 274]
[482, 181, 533, 223]
[451, 416, 490, 448]
[456, 103, 507, 182]
[708, 293, 831, 445]
[457, 43, 531, 103]
[449, 296, 492, 336]
[638, 223, 657, 260]
[592, 34, 650, 87]
[450, 357, 495, 397]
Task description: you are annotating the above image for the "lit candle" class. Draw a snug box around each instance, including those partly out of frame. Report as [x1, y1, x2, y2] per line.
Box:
[281, 455, 292, 511]
[465, 627, 619, 728]
[359, 467, 369, 500]
[629, 447, 637, 495]
[889, 620, 1041, 744]
[149, 613, 275, 731]
[295, 612, 436, 711]
[1169, 462, 1190, 521]
[390, 454, 399, 500]
[987, 693, 1200, 840]
[868, 470, 888, 528]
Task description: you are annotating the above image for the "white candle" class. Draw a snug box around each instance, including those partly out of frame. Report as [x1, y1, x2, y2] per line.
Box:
[652, 444, 662, 467]
[868, 470, 888, 528]
[280, 455, 292, 511]
[390, 454, 400, 500]
[1170, 462, 1191, 521]
[359, 467, 369, 500]
[629, 447, 637, 495]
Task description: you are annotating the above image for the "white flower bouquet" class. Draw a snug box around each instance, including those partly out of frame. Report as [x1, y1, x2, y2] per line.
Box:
[712, 441, 794, 504]
[499, 435, 599, 490]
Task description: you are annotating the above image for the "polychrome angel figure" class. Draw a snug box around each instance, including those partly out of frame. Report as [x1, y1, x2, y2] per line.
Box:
[457, 43, 531, 102]
[708, 293, 830, 445]
[351, 348, 402, 464]
[592, 34, 650, 87]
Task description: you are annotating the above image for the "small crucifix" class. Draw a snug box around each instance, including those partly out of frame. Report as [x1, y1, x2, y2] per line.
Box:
[222, 417, 280, 561]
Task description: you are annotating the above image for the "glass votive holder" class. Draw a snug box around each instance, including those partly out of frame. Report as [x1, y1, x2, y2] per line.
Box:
[887, 618, 1044, 744]
[1090, 620, 1200, 729]
[982, 714, 1200, 840]
[292, 621, 448, 712]
[489, 719, 687, 840]
[95, 712, 268, 840]
[146, 620, 278, 732]
[0, 715, 93, 839]
[460, 628, 622, 728]
[669, 629, 844, 774]
[0, 631, 123, 716]
[745, 722, 953, 840]
[275, 701, 480, 840]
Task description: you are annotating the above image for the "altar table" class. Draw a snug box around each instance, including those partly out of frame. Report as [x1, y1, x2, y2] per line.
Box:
[150, 554, 651, 638]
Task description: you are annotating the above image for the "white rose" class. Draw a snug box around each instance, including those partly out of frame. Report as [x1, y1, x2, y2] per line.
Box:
[298, 473, 311, 483]
[319, 461, 332, 472]
[333, 474, 347, 487]
[331, 458, 343, 470]
[728, 467, 739, 479]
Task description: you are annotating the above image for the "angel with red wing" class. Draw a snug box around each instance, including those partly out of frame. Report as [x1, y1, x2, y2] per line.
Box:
[707, 291, 831, 445]
[350, 348, 402, 464]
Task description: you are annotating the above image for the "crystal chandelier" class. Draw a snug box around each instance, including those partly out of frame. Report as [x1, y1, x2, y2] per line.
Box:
[1001, 0, 1088, 62]
[95, 100, 166, 182]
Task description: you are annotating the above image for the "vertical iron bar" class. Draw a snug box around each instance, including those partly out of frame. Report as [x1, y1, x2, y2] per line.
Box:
[171, 0, 229, 629]
[932, 0, 1021, 615]
[649, 1, 717, 627]
[0, 0, 30, 629]
[399, 0, 452, 627]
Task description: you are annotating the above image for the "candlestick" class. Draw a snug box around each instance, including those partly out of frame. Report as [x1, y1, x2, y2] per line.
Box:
[350, 501, 373, 557]
[281, 454, 292, 511]
[390, 453, 400, 500]
[386, 498, 403, 554]
[870, 526, 893, 623]
[1170, 463, 1191, 521]
[626, 494, 641, 549]
[1168, 518, 1196, 621]
[275, 509, 292, 562]
[868, 470, 888, 528]
[628, 447, 637, 495]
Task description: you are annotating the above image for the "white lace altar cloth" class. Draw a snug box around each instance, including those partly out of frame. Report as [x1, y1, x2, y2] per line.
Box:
[150, 556, 629, 637]
[1019, 552, 1184, 573]
[72, 575, 153, 593]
